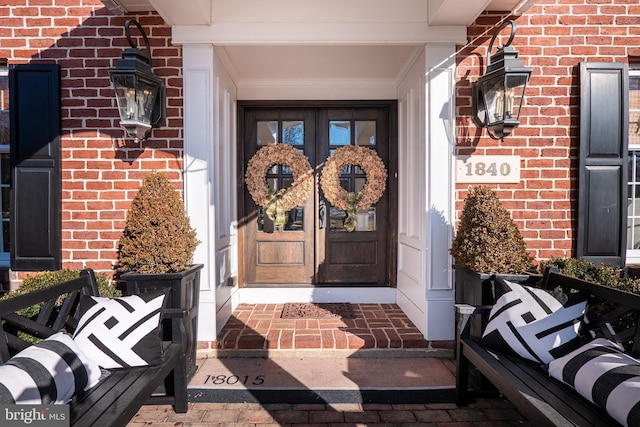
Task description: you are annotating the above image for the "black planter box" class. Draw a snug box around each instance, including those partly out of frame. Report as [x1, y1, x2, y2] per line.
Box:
[453, 265, 536, 306]
[120, 264, 204, 383]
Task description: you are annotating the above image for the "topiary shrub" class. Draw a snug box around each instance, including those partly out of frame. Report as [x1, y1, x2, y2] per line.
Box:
[117, 171, 200, 274]
[450, 186, 533, 274]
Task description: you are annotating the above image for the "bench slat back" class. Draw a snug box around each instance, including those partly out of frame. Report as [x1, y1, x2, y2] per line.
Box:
[0, 269, 100, 363]
[542, 267, 640, 357]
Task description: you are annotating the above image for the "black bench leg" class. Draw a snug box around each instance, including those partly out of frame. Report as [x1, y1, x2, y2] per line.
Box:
[455, 305, 474, 406]
[173, 357, 188, 413]
[455, 348, 470, 406]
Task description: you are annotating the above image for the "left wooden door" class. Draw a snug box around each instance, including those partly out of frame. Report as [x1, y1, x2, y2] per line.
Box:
[242, 108, 316, 284]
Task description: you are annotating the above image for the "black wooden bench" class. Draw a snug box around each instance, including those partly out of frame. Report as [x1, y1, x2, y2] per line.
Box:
[0, 268, 188, 427]
[455, 267, 640, 427]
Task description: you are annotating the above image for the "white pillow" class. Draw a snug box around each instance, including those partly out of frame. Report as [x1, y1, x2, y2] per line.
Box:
[481, 278, 587, 364]
[73, 290, 167, 369]
[548, 338, 640, 427]
[0, 332, 101, 404]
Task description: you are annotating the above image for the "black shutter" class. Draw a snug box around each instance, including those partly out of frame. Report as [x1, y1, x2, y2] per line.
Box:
[9, 64, 61, 271]
[577, 62, 629, 268]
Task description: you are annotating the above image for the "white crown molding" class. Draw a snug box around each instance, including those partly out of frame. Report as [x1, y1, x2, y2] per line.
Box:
[171, 23, 467, 46]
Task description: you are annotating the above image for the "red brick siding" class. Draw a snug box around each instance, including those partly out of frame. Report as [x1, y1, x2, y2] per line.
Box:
[2, 0, 639, 277]
[0, 1, 182, 276]
[456, 0, 640, 263]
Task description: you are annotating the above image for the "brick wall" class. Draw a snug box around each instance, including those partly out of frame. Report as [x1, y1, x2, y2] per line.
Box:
[456, 0, 640, 263]
[2, 0, 639, 278]
[0, 1, 182, 277]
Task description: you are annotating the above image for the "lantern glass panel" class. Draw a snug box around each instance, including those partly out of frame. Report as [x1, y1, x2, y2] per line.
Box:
[112, 74, 134, 122]
[480, 76, 504, 125]
[504, 73, 529, 120]
[112, 74, 158, 126]
[481, 73, 529, 125]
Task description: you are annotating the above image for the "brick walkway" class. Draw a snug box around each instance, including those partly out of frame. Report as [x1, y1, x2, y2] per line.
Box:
[128, 399, 529, 426]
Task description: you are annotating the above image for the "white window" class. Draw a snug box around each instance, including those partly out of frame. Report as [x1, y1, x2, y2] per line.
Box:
[627, 69, 640, 263]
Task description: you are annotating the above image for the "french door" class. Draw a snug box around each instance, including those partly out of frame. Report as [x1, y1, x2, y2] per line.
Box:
[240, 102, 395, 286]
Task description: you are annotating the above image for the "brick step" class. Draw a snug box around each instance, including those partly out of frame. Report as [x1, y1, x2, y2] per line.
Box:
[211, 346, 452, 359]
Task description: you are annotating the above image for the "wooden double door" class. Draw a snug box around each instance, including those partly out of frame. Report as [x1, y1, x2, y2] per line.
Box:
[240, 102, 396, 286]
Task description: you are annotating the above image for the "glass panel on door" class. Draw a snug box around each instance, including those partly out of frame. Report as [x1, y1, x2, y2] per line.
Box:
[255, 120, 306, 232]
[328, 120, 377, 233]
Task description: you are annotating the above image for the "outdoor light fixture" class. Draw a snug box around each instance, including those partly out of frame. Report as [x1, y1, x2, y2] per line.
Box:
[472, 20, 533, 140]
[108, 20, 165, 141]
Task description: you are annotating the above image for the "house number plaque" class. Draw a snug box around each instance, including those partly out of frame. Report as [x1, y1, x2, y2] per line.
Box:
[455, 155, 520, 184]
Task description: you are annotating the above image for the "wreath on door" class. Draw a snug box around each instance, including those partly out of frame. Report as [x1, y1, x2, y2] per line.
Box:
[320, 145, 387, 231]
[245, 144, 313, 226]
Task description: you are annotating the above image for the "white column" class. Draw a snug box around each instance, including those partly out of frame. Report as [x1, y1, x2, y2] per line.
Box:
[424, 43, 456, 341]
[182, 44, 217, 341]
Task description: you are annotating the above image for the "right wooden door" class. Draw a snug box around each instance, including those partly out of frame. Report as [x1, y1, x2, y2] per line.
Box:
[315, 107, 390, 284]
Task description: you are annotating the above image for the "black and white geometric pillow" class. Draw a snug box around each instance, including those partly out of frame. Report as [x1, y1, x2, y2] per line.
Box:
[73, 289, 168, 369]
[481, 277, 587, 364]
[548, 338, 640, 427]
[0, 332, 101, 404]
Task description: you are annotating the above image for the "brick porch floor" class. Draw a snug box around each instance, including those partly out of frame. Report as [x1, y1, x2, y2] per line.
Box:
[212, 303, 453, 353]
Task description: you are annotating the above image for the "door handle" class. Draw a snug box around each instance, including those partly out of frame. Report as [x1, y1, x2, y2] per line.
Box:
[319, 199, 327, 229]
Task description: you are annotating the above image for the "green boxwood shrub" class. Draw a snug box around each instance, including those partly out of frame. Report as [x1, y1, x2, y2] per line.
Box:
[538, 257, 640, 294]
[538, 257, 640, 341]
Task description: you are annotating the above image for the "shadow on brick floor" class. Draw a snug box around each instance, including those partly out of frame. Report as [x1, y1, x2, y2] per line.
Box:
[128, 398, 532, 426]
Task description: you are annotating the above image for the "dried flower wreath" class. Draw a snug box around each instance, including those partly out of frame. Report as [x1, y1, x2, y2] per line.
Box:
[245, 144, 314, 215]
[320, 145, 387, 211]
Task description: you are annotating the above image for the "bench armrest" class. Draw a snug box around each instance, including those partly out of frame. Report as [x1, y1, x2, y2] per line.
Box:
[163, 308, 188, 319]
[161, 309, 190, 348]
[455, 304, 492, 340]
[455, 304, 492, 315]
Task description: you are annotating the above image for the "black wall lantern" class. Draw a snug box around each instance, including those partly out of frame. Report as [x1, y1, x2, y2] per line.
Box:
[472, 20, 533, 140]
[108, 20, 165, 141]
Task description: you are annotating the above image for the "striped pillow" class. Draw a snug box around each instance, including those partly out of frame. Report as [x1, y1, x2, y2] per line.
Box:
[481, 277, 587, 364]
[0, 332, 101, 404]
[72, 289, 167, 369]
[548, 338, 640, 427]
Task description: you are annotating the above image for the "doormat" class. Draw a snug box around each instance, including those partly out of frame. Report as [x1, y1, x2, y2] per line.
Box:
[281, 303, 355, 319]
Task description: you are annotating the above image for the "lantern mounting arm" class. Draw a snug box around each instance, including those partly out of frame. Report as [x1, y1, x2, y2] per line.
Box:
[124, 20, 152, 65]
[485, 20, 517, 69]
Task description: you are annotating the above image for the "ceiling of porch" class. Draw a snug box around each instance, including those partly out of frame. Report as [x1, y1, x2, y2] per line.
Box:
[101, 0, 537, 94]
